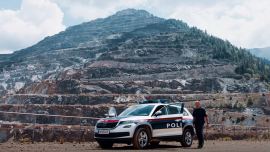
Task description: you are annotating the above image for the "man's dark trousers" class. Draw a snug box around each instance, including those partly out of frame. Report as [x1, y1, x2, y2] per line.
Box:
[195, 124, 204, 147]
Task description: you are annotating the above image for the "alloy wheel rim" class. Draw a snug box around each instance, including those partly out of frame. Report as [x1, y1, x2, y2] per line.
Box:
[185, 131, 192, 145]
[138, 131, 148, 148]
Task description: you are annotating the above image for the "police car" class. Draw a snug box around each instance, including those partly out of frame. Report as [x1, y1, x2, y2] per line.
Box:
[94, 100, 194, 149]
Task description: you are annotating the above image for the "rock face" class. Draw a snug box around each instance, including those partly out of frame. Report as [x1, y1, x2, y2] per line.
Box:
[0, 8, 269, 104]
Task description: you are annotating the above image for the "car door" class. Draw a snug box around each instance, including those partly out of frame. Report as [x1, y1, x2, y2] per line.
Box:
[165, 105, 183, 136]
[150, 105, 182, 137]
[150, 105, 168, 137]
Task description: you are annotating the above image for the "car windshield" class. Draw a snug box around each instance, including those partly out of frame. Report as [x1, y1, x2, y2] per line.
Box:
[119, 105, 155, 117]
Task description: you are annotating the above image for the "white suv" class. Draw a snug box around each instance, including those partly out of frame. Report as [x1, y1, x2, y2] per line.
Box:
[94, 100, 194, 149]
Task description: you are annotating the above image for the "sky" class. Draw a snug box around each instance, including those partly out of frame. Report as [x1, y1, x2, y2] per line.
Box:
[0, 0, 270, 54]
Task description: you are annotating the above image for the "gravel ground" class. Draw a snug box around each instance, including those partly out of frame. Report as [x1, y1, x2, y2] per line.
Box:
[1, 140, 270, 152]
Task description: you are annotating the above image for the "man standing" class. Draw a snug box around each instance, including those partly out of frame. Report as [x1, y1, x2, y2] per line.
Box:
[192, 100, 209, 149]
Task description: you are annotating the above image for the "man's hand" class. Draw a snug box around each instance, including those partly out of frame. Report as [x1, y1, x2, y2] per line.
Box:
[204, 116, 209, 128]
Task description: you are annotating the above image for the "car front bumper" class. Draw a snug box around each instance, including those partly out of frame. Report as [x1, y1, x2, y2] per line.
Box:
[94, 123, 137, 141]
[95, 137, 132, 144]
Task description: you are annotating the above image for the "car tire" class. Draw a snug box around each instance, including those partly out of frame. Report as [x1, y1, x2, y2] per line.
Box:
[133, 128, 150, 149]
[180, 128, 193, 147]
[97, 141, 113, 149]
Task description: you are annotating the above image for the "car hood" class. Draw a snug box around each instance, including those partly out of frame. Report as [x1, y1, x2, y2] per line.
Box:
[100, 116, 150, 122]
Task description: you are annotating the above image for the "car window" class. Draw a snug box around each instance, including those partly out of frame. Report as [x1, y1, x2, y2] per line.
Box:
[167, 105, 180, 115]
[119, 105, 155, 116]
[183, 109, 189, 116]
[176, 107, 189, 116]
[160, 107, 167, 115]
[153, 105, 167, 115]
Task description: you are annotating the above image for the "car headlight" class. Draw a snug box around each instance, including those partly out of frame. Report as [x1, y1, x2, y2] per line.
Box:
[118, 120, 138, 125]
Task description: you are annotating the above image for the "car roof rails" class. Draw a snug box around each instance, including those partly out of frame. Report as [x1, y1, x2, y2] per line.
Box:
[138, 99, 185, 107]
[138, 99, 171, 104]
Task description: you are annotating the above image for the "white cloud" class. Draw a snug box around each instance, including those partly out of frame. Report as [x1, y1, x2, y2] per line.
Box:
[1, 0, 270, 54]
[54, 0, 270, 49]
[53, 0, 150, 20]
[168, 0, 270, 48]
[0, 0, 65, 54]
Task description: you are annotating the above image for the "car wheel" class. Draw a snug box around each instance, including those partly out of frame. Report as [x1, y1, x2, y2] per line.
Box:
[133, 128, 150, 149]
[97, 141, 113, 149]
[181, 128, 193, 147]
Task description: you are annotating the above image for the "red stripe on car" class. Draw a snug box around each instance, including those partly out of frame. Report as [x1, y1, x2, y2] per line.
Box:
[147, 117, 192, 122]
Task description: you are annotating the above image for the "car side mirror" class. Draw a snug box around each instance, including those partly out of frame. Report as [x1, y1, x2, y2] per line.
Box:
[180, 103, 185, 114]
[107, 107, 117, 117]
[154, 110, 162, 117]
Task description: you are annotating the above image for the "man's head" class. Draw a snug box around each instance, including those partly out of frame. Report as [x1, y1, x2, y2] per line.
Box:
[195, 100, 201, 108]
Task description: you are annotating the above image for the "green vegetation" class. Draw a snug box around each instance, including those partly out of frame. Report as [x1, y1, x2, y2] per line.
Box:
[182, 26, 270, 81]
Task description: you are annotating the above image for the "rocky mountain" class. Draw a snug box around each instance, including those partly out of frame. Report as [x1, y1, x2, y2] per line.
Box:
[250, 47, 270, 60]
[0, 9, 270, 104]
[0, 9, 162, 94]
[0, 9, 270, 137]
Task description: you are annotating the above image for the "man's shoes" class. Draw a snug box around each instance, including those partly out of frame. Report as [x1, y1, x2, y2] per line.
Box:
[197, 145, 203, 149]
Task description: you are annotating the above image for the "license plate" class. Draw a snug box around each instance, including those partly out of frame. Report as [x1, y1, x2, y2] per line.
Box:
[98, 130, 110, 134]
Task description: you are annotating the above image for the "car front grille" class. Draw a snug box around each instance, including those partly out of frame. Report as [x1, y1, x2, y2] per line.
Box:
[96, 122, 118, 128]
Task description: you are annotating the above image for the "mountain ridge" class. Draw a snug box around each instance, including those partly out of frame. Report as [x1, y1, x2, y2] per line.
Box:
[1, 9, 163, 63]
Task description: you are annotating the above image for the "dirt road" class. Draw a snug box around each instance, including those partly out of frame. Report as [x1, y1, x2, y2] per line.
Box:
[1, 140, 270, 152]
